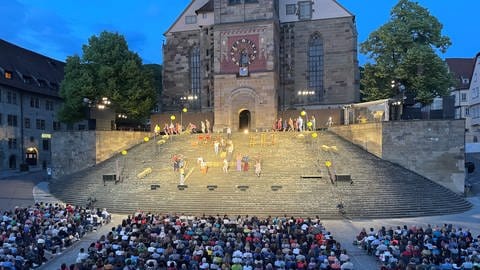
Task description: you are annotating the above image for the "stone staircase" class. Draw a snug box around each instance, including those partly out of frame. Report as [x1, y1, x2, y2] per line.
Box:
[49, 131, 472, 218]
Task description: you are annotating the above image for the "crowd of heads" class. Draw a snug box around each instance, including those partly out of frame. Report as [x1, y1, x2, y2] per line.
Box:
[355, 223, 480, 269]
[0, 202, 108, 269]
[5, 202, 477, 270]
[70, 213, 354, 270]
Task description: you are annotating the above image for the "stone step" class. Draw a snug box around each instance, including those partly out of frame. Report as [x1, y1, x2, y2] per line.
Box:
[50, 131, 472, 218]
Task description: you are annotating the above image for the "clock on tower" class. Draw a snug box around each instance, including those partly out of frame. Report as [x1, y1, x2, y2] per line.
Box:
[230, 38, 258, 76]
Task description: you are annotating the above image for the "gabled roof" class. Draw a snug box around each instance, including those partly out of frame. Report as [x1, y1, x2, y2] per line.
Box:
[445, 57, 475, 90]
[0, 39, 64, 98]
[332, 0, 355, 17]
[196, 0, 213, 14]
[164, 0, 197, 35]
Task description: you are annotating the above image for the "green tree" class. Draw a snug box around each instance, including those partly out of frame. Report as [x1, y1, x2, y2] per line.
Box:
[59, 31, 156, 123]
[143, 64, 163, 109]
[360, 0, 453, 104]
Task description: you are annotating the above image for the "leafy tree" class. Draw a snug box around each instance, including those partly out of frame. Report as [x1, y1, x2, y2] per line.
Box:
[360, 0, 453, 104]
[143, 64, 163, 109]
[59, 31, 156, 123]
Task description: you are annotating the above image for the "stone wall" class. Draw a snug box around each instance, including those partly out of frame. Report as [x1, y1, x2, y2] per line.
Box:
[280, 16, 359, 106]
[330, 120, 465, 193]
[162, 30, 201, 109]
[328, 122, 383, 158]
[382, 120, 465, 193]
[51, 131, 150, 178]
[51, 131, 96, 179]
[215, 0, 275, 24]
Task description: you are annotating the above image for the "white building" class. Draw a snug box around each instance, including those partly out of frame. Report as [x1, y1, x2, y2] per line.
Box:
[446, 58, 475, 120]
[467, 53, 480, 143]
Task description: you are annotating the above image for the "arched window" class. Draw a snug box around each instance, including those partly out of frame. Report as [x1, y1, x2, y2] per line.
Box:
[308, 34, 324, 103]
[190, 47, 201, 107]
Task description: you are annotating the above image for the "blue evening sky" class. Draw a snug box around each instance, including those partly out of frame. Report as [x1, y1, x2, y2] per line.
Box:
[1, 0, 478, 64]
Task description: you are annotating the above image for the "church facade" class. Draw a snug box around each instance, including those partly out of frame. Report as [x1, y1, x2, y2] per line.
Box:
[163, 0, 359, 131]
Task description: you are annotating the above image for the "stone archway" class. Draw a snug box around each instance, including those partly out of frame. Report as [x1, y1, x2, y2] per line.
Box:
[239, 109, 251, 130]
[230, 88, 257, 131]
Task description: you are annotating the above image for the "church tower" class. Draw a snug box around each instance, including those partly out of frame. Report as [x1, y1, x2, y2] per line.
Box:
[162, 0, 359, 131]
[212, 0, 279, 131]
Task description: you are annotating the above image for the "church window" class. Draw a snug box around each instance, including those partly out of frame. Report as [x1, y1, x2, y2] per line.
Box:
[286, 4, 296, 15]
[190, 47, 201, 106]
[308, 34, 324, 103]
[229, 0, 241, 5]
[185, 15, 197, 24]
[298, 1, 312, 20]
[245, 0, 258, 3]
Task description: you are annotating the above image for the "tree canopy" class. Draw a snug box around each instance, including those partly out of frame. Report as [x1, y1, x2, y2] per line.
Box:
[143, 64, 163, 109]
[59, 31, 157, 123]
[360, 0, 453, 104]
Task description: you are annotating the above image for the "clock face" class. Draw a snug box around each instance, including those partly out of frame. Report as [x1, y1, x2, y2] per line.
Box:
[230, 38, 257, 67]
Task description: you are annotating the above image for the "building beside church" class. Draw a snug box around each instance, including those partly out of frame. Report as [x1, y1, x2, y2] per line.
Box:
[467, 53, 480, 143]
[446, 58, 475, 120]
[162, 0, 359, 131]
[0, 39, 65, 171]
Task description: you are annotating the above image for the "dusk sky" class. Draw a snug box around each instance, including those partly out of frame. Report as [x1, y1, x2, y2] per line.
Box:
[1, 0, 478, 65]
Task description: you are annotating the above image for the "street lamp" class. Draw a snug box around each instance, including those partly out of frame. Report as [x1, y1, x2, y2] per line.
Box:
[300, 110, 307, 132]
[181, 107, 187, 132]
[391, 80, 406, 120]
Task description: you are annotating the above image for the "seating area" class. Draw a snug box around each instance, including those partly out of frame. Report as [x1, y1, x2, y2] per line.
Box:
[0, 202, 110, 269]
[68, 213, 355, 270]
[354, 224, 480, 269]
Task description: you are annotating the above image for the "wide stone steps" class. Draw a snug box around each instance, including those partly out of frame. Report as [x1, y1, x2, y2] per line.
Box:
[50, 131, 472, 218]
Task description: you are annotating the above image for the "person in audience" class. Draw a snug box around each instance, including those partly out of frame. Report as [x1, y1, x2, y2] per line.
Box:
[0, 202, 105, 269]
[56, 213, 358, 270]
[340, 257, 353, 270]
[354, 223, 480, 270]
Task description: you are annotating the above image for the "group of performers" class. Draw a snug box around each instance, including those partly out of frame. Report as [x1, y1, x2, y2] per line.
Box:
[163, 119, 212, 135]
[171, 131, 262, 185]
[273, 115, 317, 132]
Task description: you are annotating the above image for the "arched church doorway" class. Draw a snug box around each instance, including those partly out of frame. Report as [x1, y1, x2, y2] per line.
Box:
[25, 148, 38, 166]
[239, 110, 251, 131]
[9, 155, 16, 169]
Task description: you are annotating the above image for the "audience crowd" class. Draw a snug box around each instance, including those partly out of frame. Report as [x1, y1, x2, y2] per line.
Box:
[4, 202, 479, 270]
[66, 213, 355, 270]
[355, 224, 480, 269]
[0, 202, 108, 269]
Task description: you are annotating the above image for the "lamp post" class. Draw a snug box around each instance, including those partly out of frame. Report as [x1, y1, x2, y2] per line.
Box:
[181, 107, 187, 132]
[170, 115, 176, 138]
[391, 80, 405, 120]
[300, 110, 307, 132]
[119, 149, 127, 182]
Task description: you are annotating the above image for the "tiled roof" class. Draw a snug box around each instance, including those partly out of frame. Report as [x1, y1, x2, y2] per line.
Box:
[0, 39, 65, 98]
[196, 0, 213, 14]
[445, 58, 475, 90]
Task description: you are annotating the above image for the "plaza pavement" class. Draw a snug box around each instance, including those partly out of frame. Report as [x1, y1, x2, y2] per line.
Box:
[0, 170, 478, 270]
